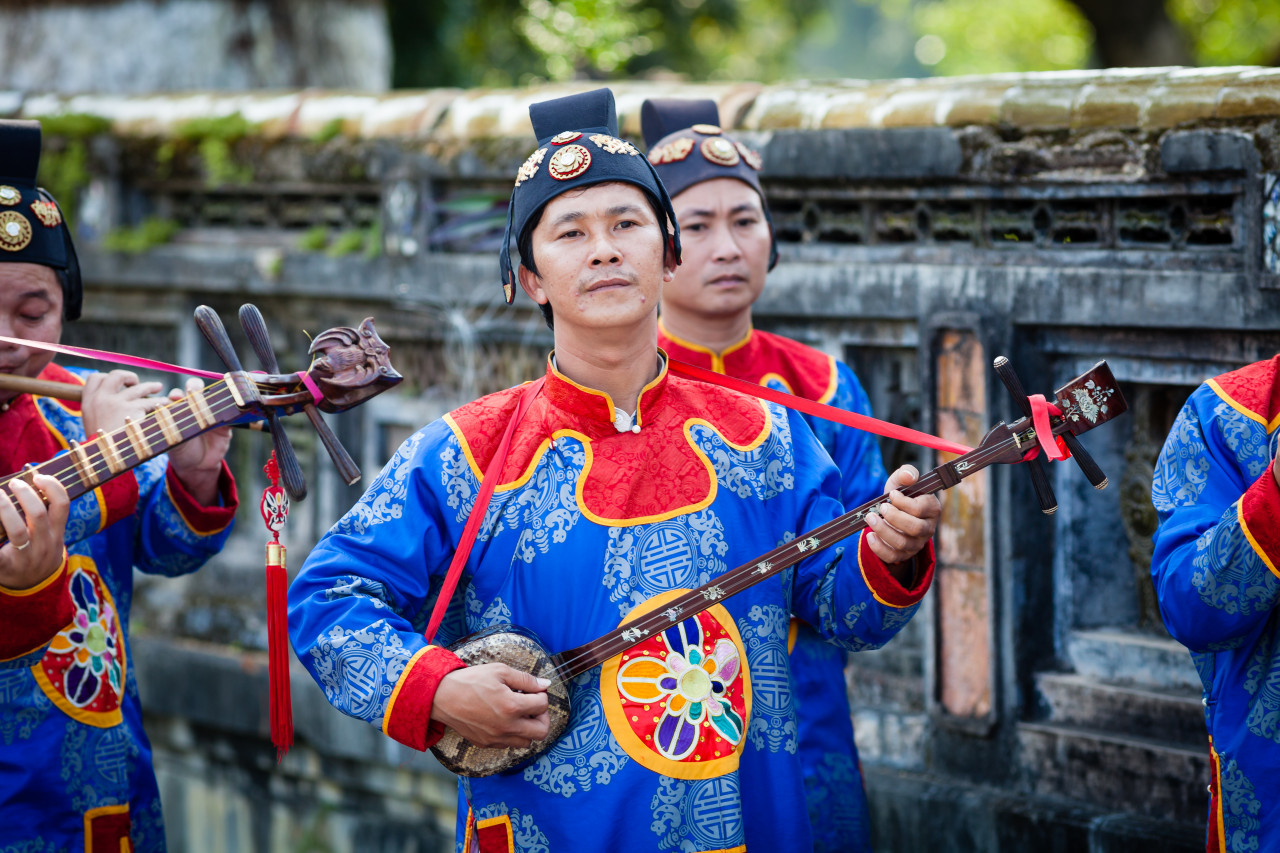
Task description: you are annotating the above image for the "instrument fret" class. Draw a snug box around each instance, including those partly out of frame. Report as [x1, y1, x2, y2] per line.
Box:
[154, 404, 182, 445]
[124, 417, 151, 458]
[0, 380, 242, 545]
[97, 430, 125, 474]
[190, 387, 214, 429]
[67, 440, 99, 488]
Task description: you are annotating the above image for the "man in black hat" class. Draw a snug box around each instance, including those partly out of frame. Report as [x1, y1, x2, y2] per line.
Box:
[290, 88, 939, 853]
[644, 98, 889, 852]
[0, 119, 238, 853]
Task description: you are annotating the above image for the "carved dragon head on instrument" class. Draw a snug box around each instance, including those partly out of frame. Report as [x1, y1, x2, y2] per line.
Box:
[307, 318, 403, 412]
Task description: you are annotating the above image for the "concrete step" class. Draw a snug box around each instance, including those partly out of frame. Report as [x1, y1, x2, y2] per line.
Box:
[865, 765, 1204, 853]
[1018, 720, 1209, 823]
[1065, 629, 1201, 692]
[1035, 671, 1207, 748]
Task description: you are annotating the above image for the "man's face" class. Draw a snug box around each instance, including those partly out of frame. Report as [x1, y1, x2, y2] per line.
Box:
[518, 182, 673, 339]
[663, 178, 770, 322]
[0, 263, 63, 404]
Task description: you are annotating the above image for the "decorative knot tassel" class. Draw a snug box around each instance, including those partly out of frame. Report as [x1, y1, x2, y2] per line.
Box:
[265, 541, 293, 760]
[260, 452, 294, 761]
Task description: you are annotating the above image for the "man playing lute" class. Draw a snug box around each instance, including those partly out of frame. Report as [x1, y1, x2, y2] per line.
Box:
[289, 88, 940, 853]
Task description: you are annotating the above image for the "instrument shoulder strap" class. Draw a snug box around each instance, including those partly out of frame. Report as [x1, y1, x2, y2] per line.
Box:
[423, 378, 545, 643]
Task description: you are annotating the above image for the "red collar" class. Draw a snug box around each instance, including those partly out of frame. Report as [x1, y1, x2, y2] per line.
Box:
[657, 321, 838, 405]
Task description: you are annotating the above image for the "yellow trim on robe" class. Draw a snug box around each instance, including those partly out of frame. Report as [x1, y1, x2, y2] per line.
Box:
[83, 803, 131, 853]
[31, 555, 126, 728]
[475, 814, 515, 852]
[163, 473, 233, 537]
[1207, 378, 1280, 433]
[33, 396, 109, 533]
[382, 645, 436, 738]
[757, 372, 795, 395]
[0, 550, 67, 596]
[446, 393, 774, 528]
[658, 319, 753, 375]
[1210, 737, 1226, 851]
[856, 531, 913, 609]
[1237, 499, 1280, 580]
[599, 589, 753, 781]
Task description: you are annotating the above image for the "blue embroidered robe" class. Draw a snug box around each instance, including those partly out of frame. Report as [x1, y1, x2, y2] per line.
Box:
[1151, 355, 1280, 853]
[659, 323, 888, 853]
[0, 364, 237, 853]
[290, 356, 931, 853]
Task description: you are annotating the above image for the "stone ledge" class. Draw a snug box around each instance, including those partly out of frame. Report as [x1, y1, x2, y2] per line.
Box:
[7, 67, 1280, 146]
[865, 765, 1204, 853]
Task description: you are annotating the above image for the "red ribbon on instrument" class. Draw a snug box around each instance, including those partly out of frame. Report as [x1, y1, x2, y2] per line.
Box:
[666, 359, 973, 455]
[1028, 394, 1069, 460]
[0, 334, 222, 379]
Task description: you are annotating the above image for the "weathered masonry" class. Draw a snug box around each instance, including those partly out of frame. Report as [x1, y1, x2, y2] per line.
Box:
[11, 67, 1280, 851]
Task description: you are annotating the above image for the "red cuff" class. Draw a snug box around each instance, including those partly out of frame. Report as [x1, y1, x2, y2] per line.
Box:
[857, 533, 935, 608]
[165, 461, 238, 535]
[1240, 461, 1280, 578]
[382, 645, 469, 751]
[0, 552, 72, 661]
[97, 471, 140, 532]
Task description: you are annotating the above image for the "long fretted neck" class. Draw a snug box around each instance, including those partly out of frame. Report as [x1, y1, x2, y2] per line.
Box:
[0, 379, 241, 546]
[549, 427, 1026, 682]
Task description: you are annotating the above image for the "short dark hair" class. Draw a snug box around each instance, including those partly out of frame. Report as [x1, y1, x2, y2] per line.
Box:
[517, 185, 671, 332]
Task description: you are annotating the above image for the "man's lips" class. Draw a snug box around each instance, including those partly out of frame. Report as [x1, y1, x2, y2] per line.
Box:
[585, 277, 632, 293]
[707, 274, 748, 287]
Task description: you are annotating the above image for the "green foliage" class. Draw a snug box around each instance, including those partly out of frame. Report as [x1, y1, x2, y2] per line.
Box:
[1169, 0, 1280, 66]
[311, 118, 346, 144]
[323, 223, 384, 259]
[326, 229, 367, 258]
[101, 217, 179, 254]
[867, 0, 1093, 75]
[35, 113, 113, 139]
[386, 0, 826, 86]
[296, 225, 330, 252]
[33, 113, 112, 229]
[156, 112, 257, 187]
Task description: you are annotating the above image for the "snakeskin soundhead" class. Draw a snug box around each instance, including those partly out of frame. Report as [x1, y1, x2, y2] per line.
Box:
[429, 626, 572, 777]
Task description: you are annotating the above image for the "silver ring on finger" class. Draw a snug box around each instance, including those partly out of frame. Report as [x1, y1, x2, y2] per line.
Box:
[13, 540, 30, 551]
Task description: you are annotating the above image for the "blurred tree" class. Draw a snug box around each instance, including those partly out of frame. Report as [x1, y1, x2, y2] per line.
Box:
[869, 0, 1280, 76]
[386, 0, 824, 87]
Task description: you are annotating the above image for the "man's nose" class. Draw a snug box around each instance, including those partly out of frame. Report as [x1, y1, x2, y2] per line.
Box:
[712, 224, 742, 262]
[589, 232, 622, 266]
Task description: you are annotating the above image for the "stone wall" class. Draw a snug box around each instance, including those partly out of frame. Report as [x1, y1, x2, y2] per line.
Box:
[0, 0, 390, 94]
[11, 67, 1280, 851]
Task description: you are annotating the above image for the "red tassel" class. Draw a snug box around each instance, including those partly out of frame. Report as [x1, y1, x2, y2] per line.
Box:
[260, 453, 293, 761]
[265, 544, 293, 760]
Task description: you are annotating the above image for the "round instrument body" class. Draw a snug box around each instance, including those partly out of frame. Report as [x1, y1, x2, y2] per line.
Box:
[430, 625, 572, 777]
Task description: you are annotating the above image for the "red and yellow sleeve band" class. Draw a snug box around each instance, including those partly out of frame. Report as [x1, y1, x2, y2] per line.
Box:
[0, 550, 72, 661]
[382, 644, 469, 751]
[858, 532, 935, 608]
[1239, 460, 1280, 580]
[165, 461, 238, 536]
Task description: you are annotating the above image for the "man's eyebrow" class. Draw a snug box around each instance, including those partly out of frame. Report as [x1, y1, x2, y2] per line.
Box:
[729, 203, 760, 216]
[17, 290, 54, 303]
[547, 209, 586, 228]
[608, 203, 646, 218]
[678, 207, 715, 219]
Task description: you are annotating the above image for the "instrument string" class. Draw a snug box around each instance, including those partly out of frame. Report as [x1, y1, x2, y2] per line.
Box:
[548, 429, 1034, 682]
[0, 382, 245, 528]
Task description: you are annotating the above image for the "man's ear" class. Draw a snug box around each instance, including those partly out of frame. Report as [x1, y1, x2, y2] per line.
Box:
[517, 264, 547, 305]
[662, 238, 679, 279]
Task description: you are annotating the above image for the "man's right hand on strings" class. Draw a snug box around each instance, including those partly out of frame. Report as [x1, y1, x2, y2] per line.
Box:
[432, 663, 551, 748]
